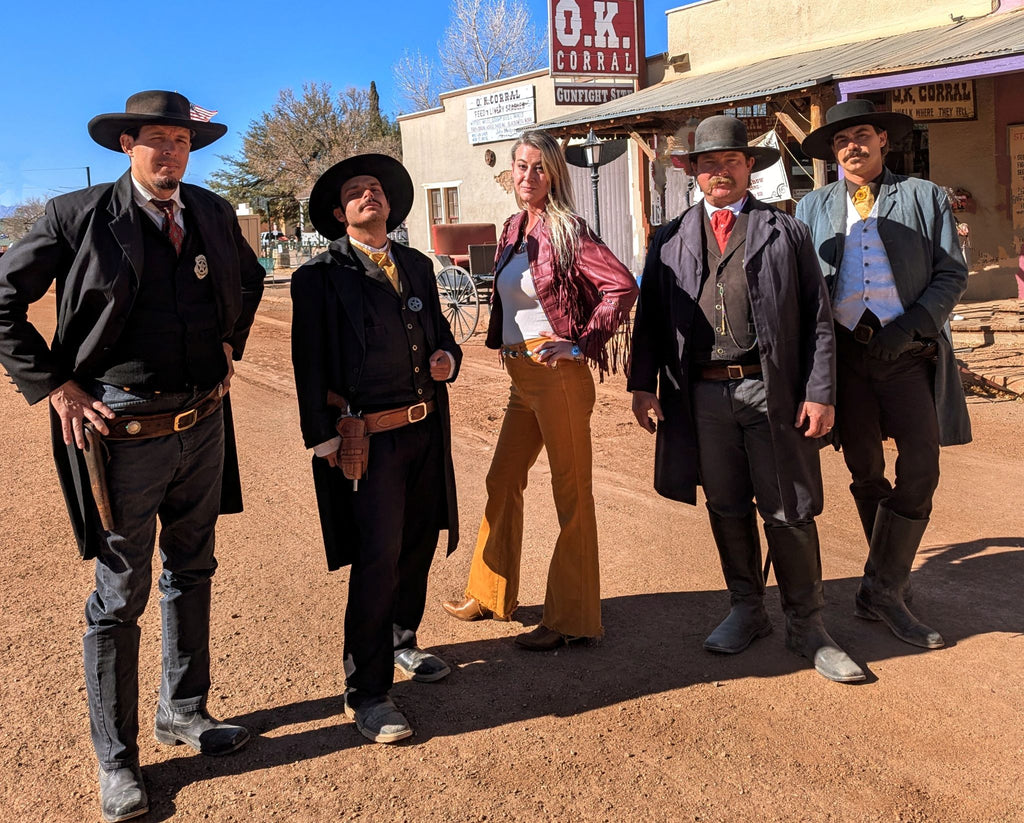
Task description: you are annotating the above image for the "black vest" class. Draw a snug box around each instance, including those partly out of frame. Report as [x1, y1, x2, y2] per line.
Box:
[349, 248, 435, 412]
[691, 209, 758, 365]
[98, 206, 225, 390]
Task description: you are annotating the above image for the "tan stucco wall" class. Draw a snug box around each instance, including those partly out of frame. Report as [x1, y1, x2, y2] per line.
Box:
[666, 0, 994, 75]
[399, 71, 613, 259]
[928, 78, 1010, 261]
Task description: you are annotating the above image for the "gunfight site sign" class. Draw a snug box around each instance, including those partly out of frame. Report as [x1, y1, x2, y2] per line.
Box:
[549, 0, 640, 78]
[466, 85, 537, 145]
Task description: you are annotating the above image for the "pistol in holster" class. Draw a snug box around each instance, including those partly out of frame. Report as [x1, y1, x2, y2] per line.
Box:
[327, 389, 369, 489]
[83, 423, 115, 531]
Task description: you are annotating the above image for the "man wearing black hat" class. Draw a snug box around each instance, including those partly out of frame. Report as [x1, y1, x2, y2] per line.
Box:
[796, 100, 970, 651]
[630, 115, 863, 683]
[0, 90, 264, 821]
[291, 154, 461, 743]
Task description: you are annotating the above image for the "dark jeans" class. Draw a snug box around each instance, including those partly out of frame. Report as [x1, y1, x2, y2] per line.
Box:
[835, 330, 940, 520]
[691, 377, 806, 527]
[344, 416, 445, 708]
[83, 385, 224, 769]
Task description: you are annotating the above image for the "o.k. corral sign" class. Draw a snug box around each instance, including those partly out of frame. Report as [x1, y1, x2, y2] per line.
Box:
[466, 84, 537, 145]
[549, 0, 640, 77]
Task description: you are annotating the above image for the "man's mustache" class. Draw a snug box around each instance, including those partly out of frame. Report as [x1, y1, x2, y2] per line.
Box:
[708, 175, 734, 186]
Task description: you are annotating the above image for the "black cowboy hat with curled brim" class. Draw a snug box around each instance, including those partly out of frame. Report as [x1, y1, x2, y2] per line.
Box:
[801, 99, 914, 161]
[88, 90, 227, 153]
[683, 115, 780, 173]
[308, 154, 413, 240]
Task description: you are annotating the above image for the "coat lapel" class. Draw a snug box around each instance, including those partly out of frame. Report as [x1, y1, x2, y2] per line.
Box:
[392, 243, 437, 350]
[743, 198, 772, 262]
[106, 171, 144, 283]
[825, 184, 848, 272]
[327, 237, 366, 351]
[665, 205, 705, 297]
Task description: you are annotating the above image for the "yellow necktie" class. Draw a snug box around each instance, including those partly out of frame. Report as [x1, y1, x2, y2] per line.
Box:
[852, 185, 875, 220]
[368, 250, 400, 293]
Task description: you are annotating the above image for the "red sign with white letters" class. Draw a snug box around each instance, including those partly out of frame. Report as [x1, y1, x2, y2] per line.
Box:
[549, 0, 640, 78]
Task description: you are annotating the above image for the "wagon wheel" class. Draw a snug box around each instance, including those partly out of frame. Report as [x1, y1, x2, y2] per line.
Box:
[436, 265, 480, 344]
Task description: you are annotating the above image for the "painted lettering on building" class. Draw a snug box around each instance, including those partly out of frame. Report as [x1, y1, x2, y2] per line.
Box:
[554, 83, 634, 105]
[549, 0, 640, 78]
[890, 81, 976, 122]
[465, 84, 537, 145]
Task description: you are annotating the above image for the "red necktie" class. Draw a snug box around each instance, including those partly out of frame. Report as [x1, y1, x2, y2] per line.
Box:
[151, 199, 184, 255]
[710, 208, 735, 254]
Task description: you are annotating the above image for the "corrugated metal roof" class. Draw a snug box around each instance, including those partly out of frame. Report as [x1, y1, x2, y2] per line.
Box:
[535, 9, 1024, 131]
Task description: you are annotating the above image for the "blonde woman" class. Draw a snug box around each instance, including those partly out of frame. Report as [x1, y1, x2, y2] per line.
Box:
[443, 130, 637, 650]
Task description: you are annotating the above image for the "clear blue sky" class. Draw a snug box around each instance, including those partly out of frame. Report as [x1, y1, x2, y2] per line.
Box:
[0, 0, 681, 208]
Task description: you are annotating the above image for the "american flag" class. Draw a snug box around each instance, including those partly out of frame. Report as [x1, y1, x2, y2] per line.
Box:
[189, 103, 218, 122]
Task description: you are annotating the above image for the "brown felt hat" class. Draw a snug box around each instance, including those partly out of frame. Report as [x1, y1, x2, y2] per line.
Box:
[88, 90, 227, 152]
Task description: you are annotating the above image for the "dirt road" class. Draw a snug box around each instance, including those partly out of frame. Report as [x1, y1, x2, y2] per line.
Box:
[1, 288, 1021, 822]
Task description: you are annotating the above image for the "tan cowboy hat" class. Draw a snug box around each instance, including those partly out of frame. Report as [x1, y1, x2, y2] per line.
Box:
[88, 90, 227, 152]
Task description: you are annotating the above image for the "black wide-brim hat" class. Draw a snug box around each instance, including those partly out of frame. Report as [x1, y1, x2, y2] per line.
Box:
[801, 99, 914, 161]
[684, 115, 780, 173]
[308, 154, 413, 240]
[88, 90, 227, 152]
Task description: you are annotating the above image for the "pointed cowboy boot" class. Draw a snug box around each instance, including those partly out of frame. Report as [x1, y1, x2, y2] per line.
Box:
[765, 522, 865, 683]
[855, 506, 943, 649]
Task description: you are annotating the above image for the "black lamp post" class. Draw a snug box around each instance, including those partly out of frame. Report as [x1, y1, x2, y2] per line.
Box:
[582, 129, 603, 236]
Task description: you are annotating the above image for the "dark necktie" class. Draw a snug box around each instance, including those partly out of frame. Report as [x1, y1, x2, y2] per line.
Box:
[151, 199, 184, 255]
[710, 208, 735, 254]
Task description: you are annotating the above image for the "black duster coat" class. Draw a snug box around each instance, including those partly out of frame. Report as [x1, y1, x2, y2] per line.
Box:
[290, 237, 462, 571]
[628, 197, 835, 522]
[0, 171, 265, 558]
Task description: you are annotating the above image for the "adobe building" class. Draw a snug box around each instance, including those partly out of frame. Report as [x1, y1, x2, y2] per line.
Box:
[400, 0, 1024, 296]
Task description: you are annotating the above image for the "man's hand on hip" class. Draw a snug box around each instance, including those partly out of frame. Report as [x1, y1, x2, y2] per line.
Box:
[222, 342, 236, 392]
[49, 380, 115, 450]
[631, 390, 663, 434]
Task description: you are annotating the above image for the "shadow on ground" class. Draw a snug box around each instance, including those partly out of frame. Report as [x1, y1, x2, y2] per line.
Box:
[139, 537, 1023, 817]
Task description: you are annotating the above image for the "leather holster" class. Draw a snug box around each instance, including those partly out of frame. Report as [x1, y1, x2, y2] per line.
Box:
[83, 424, 115, 531]
[335, 415, 369, 483]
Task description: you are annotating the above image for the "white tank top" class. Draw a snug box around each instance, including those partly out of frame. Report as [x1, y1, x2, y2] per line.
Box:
[497, 249, 551, 344]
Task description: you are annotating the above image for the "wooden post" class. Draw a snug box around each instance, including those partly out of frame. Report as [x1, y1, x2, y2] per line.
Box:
[810, 91, 827, 189]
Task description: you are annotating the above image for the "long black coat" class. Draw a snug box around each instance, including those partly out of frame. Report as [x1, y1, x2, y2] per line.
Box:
[290, 237, 462, 571]
[628, 197, 835, 521]
[0, 171, 265, 558]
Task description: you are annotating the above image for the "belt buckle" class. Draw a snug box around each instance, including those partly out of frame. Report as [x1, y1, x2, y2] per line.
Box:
[853, 324, 874, 344]
[173, 408, 199, 431]
[727, 364, 744, 379]
[406, 402, 428, 423]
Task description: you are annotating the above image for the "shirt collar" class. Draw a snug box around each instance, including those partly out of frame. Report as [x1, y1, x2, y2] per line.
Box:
[703, 195, 747, 219]
[348, 236, 390, 256]
[130, 174, 184, 211]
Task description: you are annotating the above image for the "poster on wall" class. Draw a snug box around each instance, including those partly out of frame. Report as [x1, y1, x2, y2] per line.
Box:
[890, 81, 976, 122]
[466, 85, 536, 145]
[1010, 124, 1024, 236]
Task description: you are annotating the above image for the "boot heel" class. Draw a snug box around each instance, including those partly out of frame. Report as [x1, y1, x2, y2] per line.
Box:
[154, 727, 182, 746]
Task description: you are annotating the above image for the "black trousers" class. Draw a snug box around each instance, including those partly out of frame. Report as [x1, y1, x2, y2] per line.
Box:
[835, 327, 940, 520]
[344, 415, 445, 706]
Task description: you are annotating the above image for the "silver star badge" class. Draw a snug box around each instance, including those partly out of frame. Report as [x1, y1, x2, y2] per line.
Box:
[194, 254, 209, 279]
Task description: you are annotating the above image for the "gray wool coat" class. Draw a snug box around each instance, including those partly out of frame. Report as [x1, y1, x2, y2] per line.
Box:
[629, 196, 835, 521]
[795, 169, 971, 446]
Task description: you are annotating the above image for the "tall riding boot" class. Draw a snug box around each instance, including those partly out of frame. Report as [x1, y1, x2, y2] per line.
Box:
[765, 522, 865, 683]
[703, 511, 772, 654]
[855, 506, 943, 649]
[856, 497, 913, 604]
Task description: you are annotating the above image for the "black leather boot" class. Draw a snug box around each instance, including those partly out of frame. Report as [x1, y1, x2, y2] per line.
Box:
[856, 497, 913, 604]
[765, 522, 865, 683]
[98, 763, 148, 822]
[855, 506, 943, 649]
[154, 704, 250, 755]
[703, 511, 772, 654]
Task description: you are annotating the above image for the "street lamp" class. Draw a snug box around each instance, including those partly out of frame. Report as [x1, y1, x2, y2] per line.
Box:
[582, 129, 604, 237]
